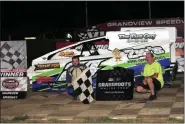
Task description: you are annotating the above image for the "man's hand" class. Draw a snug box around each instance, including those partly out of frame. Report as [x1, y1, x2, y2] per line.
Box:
[67, 83, 72, 87]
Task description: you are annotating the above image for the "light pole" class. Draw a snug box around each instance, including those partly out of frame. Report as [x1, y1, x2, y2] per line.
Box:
[85, 1, 88, 27]
[148, 1, 152, 19]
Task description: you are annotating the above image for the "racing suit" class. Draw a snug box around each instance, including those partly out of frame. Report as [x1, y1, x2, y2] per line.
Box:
[66, 64, 87, 98]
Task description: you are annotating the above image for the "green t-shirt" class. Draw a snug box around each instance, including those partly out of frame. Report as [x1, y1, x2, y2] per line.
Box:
[143, 61, 164, 88]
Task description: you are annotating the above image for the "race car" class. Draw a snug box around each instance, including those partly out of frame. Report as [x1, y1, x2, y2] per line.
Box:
[27, 27, 177, 92]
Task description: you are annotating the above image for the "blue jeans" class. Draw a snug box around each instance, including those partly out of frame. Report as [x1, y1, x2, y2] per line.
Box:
[67, 86, 76, 98]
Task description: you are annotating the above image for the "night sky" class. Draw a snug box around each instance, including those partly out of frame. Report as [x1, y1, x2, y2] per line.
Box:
[1, 1, 184, 40]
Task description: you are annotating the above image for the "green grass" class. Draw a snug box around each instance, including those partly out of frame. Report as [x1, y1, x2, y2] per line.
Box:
[1, 114, 29, 123]
[168, 117, 184, 123]
[84, 117, 184, 123]
[83, 117, 143, 123]
[84, 117, 122, 123]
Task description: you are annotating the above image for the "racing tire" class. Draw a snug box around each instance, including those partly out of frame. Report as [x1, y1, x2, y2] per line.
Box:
[164, 83, 171, 88]
[171, 62, 178, 81]
[27, 77, 32, 92]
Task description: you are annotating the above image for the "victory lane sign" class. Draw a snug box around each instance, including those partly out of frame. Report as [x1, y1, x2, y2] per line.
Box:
[0, 69, 28, 100]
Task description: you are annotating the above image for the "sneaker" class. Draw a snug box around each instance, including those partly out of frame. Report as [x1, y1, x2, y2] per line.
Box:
[148, 94, 157, 101]
[155, 91, 158, 97]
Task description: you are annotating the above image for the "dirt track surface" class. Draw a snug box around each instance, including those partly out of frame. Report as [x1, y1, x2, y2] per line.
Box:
[1, 74, 184, 123]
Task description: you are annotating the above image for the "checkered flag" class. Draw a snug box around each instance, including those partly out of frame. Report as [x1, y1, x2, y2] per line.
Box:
[87, 26, 98, 32]
[78, 33, 88, 40]
[73, 68, 94, 104]
[78, 26, 100, 40]
[1, 42, 25, 69]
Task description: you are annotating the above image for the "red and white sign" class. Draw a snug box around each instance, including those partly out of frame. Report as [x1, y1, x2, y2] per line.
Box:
[104, 18, 184, 27]
[76, 18, 184, 39]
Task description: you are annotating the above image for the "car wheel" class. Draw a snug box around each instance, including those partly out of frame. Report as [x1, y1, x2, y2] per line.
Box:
[171, 62, 178, 81]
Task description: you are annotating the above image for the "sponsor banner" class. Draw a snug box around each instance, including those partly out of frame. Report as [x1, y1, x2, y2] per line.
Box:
[76, 18, 184, 40]
[176, 39, 184, 56]
[104, 18, 184, 27]
[175, 39, 184, 72]
[0, 69, 28, 100]
[96, 69, 134, 101]
[0, 41, 28, 99]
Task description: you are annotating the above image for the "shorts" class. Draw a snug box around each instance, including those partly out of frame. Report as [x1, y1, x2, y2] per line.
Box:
[140, 78, 161, 91]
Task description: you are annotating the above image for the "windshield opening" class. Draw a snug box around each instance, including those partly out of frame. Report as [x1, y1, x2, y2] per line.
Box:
[80, 42, 100, 57]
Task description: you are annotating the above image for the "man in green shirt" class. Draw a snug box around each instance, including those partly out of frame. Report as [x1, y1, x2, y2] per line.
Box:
[136, 52, 164, 101]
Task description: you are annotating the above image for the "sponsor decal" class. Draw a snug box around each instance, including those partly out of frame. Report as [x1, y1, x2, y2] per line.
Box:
[127, 56, 166, 65]
[123, 46, 165, 59]
[59, 51, 74, 57]
[98, 82, 132, 87]
[75, 44, 109, 51]
[175, 42, 184, 56]
[176, 42, 184, 49]
[96, 44, 109, 49]
[112, 48, 122, 61]
[2, 79, 19, 89]
[36, 76, 54, 83]
[98, 82, 132, 90]
[118, 33, 156, 40]
[118, 33, 156, 45]
[176, 49, 184, 56]
[34, 63, 60, 70]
